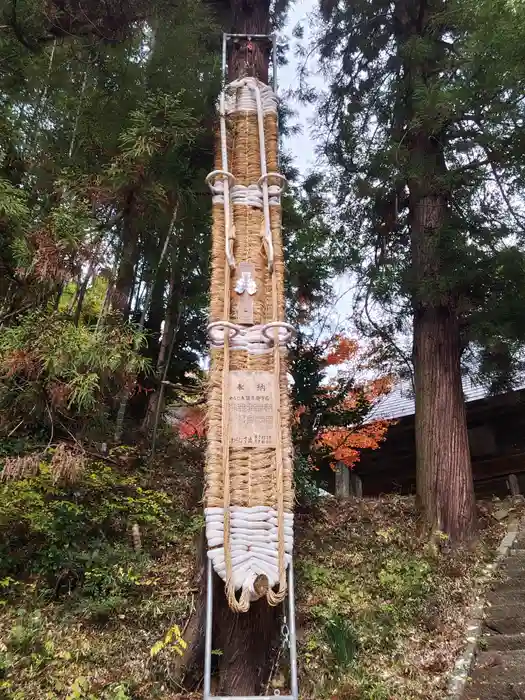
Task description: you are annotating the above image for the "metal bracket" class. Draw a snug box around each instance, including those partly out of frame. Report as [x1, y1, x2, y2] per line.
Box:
[222, 33, 278, 93]
[203, 558, 299, 700]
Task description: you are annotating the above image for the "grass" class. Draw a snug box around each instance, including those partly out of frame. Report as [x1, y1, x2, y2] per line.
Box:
[0, 437, 202, 700]
[0, 439, 509, 700]
[295, 497, 506, 700]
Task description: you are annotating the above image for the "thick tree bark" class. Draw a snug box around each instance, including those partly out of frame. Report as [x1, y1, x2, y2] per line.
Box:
[113, 192, 138, 318]
[413, 303, 476, 541]
[228, 0, 271, 83]
[181, 1, 282, 695]
[146, 272, 165, 346]
[178, 534, 280, 695]
[409, 152, 476, 543]
[394, 0, 477, 544]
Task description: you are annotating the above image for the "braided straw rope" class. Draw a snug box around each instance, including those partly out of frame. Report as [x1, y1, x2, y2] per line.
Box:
[206, 78, 293, 612]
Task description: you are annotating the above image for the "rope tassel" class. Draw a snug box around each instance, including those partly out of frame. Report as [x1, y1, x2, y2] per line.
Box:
[205, 77, 294, 612]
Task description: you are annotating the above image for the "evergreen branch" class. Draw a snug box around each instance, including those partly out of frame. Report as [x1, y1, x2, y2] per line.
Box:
[363, 280, 414, 392]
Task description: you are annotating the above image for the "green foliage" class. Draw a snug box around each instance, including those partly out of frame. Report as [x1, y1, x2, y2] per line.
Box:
[0, 459, 172, 582]
[0, 310, 150, 433]
[0, 177, 29, 224]
[316, 0, 525, 388]
[283, 172, 350, 322]
[297, 498, 499, 699]
[294, 454, 321, 507]
[0, 0, 222, 439]
[117, 91, 199, 163]
[0, 438, 201, 698]
[377, 558, 432, 604]
[149, 624, 187, 658]
[324, 615, 360, 667]
[3, 609, 56, 682]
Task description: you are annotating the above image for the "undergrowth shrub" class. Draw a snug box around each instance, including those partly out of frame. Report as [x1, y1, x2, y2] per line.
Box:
[294, 454, 321, 507]
[324, 615, 360, 667]
[0, 310, 149, 437]
[0, 456, 176, 602]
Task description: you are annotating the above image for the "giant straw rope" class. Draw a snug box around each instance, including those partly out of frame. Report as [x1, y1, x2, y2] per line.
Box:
[205, 77, 294, 612]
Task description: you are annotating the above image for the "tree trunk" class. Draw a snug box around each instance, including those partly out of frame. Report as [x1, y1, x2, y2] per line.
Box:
[413, 303, 476, 542]
[177, 534, 280, 695]
[113, 192, 138, 318]
[143, 264, 178, 434]
[115, 210, 177, 442]
[410, 187, 476, 543]
[396, 0, 477, 545]
[146, 270, 165, 349]
[182, 2, 282, 695]
[228, 0, 271, 83]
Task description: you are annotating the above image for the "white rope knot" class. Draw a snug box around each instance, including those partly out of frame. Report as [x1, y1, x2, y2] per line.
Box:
[224, 77, 278, 115]
[231, 184, 263, 208]
[222, 180, 285, 208]
[258, 172, 287, 195]
[207, 321, 296, 352]
[261, 322, 295, 345]
[206, 506, 293, 601]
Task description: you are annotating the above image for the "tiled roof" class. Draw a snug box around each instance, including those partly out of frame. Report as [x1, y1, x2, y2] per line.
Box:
[368, 376, 515, 421]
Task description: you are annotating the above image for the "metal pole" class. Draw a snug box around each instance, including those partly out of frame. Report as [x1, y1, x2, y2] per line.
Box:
[221, 33, 228, 87]
[204, 558, 214, 700]
[226, 33, 273, 39]
[211, 696, 295, 699]
[288, 561, 299, 700]
[272, 34, 277, 94]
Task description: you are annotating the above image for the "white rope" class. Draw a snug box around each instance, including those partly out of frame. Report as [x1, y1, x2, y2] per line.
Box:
[225, 77, 278, 115]
[212, 182, 283, 208]
[251, 81, 274, 272]
[206, 506, 293, 601]
[219, 92, 235, 269]
[207, 320, 295, 353]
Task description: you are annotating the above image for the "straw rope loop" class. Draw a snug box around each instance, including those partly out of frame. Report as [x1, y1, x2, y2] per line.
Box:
[207, 320, 242, 346]
[219, 91, 236, 270]
[257, 172, 287, 194]
[259, 81, 288, 605]
[261, 322, 295, 345]
[266, 284, 287, 606]
[206, 169, 236, 192]
[251, 81, 274, 272]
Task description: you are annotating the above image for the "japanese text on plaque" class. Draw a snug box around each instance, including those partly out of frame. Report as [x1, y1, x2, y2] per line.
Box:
[229, 371, 276, 447]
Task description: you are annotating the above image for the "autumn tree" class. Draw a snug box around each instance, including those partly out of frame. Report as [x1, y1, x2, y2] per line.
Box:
[292, 333, 390, 479]
[316, 0, 525, 542]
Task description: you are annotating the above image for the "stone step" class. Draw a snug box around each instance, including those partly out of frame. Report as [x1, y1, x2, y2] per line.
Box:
[464, 679, 525, 699]
[492, 577, 525, 594]
[483, 632, 525, 652]
[487, 590, 525, 607]
[464, 650, 525, 699]
[484, 605, 525, 635]
[499, 557, 525, 577]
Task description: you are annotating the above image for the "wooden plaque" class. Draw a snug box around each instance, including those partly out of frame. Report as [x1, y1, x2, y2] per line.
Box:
[233, 262, 255, 325]
[229, 371, 276, 447]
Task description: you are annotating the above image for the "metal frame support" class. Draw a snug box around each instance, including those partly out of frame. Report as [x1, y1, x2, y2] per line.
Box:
[203, 558, 299, 700]
[221, 33, 278, 93]
[210, 31, 292, 700]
